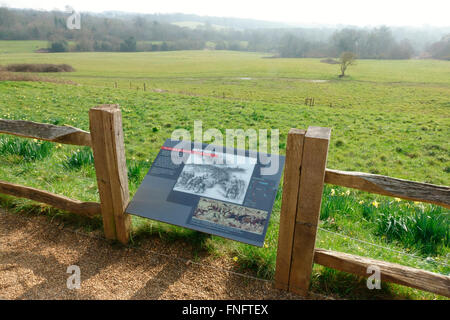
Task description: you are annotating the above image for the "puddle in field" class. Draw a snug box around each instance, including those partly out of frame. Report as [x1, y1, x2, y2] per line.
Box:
[287, 79, 329, 83]
[236, 77, 329, 83]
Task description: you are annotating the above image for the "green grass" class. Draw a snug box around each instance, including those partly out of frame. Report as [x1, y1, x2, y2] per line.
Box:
[126, 159, 149, 184]
[0, 45, 449, 299]
[0, 136, 54, 161]
[374, 202, 449, 255]
[320, 185, 449, 256]
[62, 147, 94, 170]
[0, 40, 48, 54]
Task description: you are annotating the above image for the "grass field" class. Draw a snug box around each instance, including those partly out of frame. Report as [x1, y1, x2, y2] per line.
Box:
[0, 40, 48, 54]
[0, 42, 449, 299]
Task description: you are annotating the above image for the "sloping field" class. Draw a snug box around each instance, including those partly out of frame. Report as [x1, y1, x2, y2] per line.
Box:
[0, 46, 449, 299]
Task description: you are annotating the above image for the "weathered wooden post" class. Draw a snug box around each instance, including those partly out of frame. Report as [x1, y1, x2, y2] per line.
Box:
[275, 128, 306, 290]
[89, 104, 131, 244]
[275, 126, 331, 296]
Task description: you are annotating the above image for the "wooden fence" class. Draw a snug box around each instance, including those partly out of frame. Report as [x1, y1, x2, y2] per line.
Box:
[0, 106, 449, 297]
[274, 128, 450, 298]
[0, 105, 131, 243]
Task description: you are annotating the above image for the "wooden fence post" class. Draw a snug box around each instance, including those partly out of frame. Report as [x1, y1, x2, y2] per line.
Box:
[275, 129, 306, 290]
[289, 126, 331, 296]
[89, 104, 131, 244]
[274, 126, 331, 296]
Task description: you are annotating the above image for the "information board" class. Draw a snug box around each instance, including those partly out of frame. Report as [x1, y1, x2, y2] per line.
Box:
[126, 139, 285, 246]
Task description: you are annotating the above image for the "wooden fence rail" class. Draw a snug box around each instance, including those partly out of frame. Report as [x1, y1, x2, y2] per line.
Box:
[314, 248, 450, 298]
[325, 169, 450, 209]
[0, 180, 101, 217]
[0, 119, 91, 146]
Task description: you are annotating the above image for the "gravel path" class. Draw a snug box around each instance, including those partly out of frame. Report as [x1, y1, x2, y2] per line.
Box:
[0, 208, 321, 300]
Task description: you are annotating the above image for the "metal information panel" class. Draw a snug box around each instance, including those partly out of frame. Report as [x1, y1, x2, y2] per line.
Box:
[126, 139, 285, 246]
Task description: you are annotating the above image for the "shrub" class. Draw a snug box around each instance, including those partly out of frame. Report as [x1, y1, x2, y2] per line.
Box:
[49, 40, 69, 52]
[4, 63, 74, 73]
[0, 72, 77, 84]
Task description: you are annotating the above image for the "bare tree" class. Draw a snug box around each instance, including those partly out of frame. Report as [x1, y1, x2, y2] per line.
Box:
[338, 52, 357, 77]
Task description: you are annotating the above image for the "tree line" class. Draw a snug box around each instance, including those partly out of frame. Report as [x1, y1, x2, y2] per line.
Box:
[0, 8, 449, 60]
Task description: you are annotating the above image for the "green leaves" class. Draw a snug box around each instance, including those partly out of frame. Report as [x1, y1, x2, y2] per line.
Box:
[374, 202, 449, 255]
[0, 136, 53, 161]
[62, 147, 94, 170]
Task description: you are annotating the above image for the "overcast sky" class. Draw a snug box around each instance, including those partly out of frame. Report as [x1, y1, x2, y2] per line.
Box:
[2, 0, 450, 27]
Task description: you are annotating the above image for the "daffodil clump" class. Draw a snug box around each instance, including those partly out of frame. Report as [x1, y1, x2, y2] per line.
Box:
[322, 185, 449, 256]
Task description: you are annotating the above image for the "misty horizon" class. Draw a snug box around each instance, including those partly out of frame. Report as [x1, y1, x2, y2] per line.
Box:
[2, 0, 450, 28]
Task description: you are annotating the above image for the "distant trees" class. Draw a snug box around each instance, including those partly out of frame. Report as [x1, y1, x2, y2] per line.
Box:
[0, 7, 14, 27]
[215, 40, 227, 50]
[278, 33, 330, 58]
[160, 41, 169, 51]
[75, 36, 94, 51]
[120, 37, 137, 52]
[0, 7, 447, 59]
[279, 34, 307, 57]
[338, 52, 356, 77]
[331, 28, 363, 54]
[329, 27, 414, 59]
[212, 40, 246, 51]
[94, 38, 120, 51]
[427, 35, 450, 60]
[228, 40, 246, 51]
[276, 27, 416, 59]
[389, 40, 415, 59]
[365, 26, 395, 58]
[49, 40, 68, 52]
